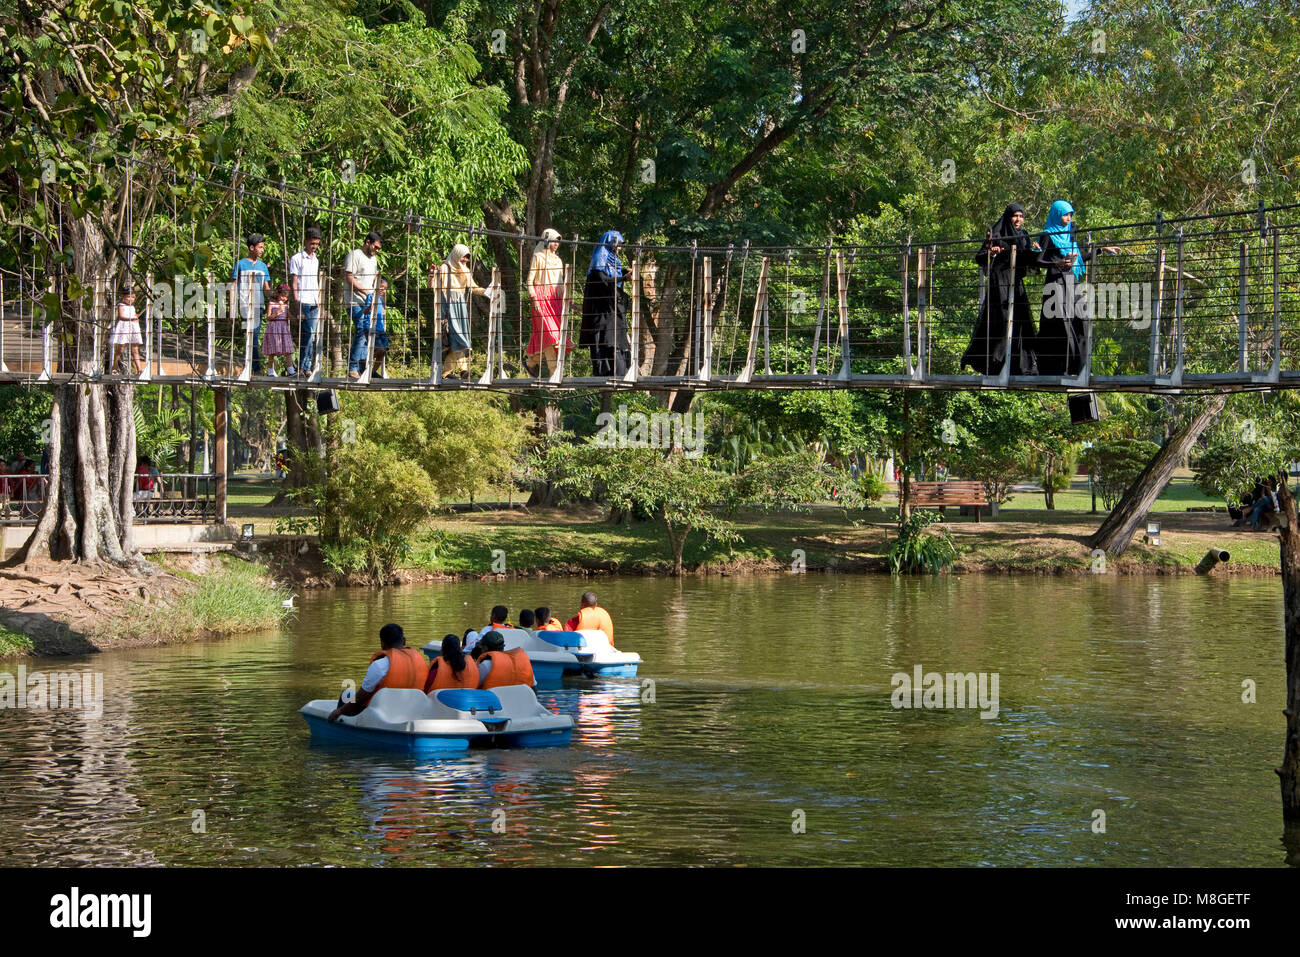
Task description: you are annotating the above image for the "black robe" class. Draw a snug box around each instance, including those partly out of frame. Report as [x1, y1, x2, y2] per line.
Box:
[1035, 233, 1097, 376]
[579, 269, 630, 376]
[962, 207, 1038, 376]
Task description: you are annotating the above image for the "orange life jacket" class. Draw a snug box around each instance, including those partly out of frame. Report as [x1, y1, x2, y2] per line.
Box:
[480, 648, 535, 689]
[566, 606, 615, 645]
[427, 655, 480, 691]
[369, 647, 430, 691]
[537, 617, 563, 631]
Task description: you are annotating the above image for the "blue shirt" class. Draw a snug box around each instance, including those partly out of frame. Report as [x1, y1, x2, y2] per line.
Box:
[355, 293, 385, 331]
[233, 258, 270, 318]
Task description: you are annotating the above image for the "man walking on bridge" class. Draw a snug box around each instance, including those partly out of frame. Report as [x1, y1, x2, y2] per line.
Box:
[289, 226, 323, 376]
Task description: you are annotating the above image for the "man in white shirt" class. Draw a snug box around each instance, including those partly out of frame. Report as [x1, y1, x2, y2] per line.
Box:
[288, 226, 322, 375]
[344, 231, 382, 379]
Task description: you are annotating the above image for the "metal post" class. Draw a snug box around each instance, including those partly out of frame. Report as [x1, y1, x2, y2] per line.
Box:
[1269, 226, 1281, 382]
[836, 251, 850, 380]
[214, 387, 228, 525]
[624, 255, 640, 383]
[92, 280, 103, 378]
[1172, 229, 1185, 385]
[916, 247, 928, 381]
[430, 262, 443, 385]
[736, 257, 770, 383]
[204, 273, 217, 379]
[478, 268, 502, 386]
[0, 276, 8, 374]
[1149, 247, 1165, 374]
[901, 239, 912, 377]
[1238, 241, 1249, 373]
[549, 264, 572, 385]
[809, 241, 830, 374]
[700, 256, 713, 381]
[996, 244, 1017, 386]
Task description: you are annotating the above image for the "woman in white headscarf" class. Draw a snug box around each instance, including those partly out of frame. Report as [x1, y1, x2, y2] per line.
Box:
[431, 243, 487, 375]
[525, 228, 566, 376]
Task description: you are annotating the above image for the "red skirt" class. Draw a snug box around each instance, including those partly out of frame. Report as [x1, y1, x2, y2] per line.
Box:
[526, 287, 569, 355]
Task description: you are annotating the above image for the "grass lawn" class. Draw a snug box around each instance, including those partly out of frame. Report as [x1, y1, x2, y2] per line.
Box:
[231, 469, 1280, 576]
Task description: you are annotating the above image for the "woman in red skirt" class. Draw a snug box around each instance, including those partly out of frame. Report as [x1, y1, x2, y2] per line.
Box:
[525, 228, 567, 376]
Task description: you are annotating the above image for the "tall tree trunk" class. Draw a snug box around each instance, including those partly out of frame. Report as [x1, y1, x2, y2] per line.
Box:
[1087, 395, 1227, 555]
[526, 403, 563, 507]
[19, 216, 140, 568]
[1276, 472, 1300, 822]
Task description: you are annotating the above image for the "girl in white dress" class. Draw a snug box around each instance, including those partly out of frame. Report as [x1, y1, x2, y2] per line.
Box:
[109, 286, 143, 375]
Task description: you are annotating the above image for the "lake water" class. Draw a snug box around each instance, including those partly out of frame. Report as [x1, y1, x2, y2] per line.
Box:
[0, 574, 1294, 866]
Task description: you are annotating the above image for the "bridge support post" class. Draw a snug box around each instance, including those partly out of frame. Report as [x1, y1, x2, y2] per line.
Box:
[995, 245, 1017, 388]
[623, 257, 640, 383]
[916, 247, 929, 380]
[901, 240, 913, 378]
[835, 252, 850, 380]
[139, 272, 152, 382]
[1149, 247, 1165, 374]
[479, 268, 502, 386]
[698, 256, 712, 382]
[1172, 229, 1185, 386]
[548, 264, 572, 385]
[736, 257, 770, 384]
[214, 387, 228, 525]
[1239, 242, 1249, 373]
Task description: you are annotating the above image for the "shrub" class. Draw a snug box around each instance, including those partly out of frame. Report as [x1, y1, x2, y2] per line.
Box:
[888, 510, 959, 575]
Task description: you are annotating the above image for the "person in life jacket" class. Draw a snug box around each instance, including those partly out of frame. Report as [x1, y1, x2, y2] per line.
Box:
[329, 623, 429, 722]
[533, 606, 563, 631]
[473, 631, 536, 690]
[465, 605, 512, 655]
[517, 609, 536, 629]
[565, 591, 616, 647]
[424, 634, 480, 692]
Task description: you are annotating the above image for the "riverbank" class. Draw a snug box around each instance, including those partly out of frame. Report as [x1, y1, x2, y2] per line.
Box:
[258, 502, 1283, 587]
[0, 554, 290, 658]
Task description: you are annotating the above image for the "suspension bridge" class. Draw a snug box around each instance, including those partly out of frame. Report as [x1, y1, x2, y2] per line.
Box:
[2, 155, 1299, 396]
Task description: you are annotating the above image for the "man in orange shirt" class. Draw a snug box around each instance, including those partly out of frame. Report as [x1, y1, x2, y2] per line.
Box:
[565, 591, 615, 646]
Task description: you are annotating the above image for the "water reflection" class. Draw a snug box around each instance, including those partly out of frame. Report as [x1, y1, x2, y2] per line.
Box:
[0, 574, 1290, 866]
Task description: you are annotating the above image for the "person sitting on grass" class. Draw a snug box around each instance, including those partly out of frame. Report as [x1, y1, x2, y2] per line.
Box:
[1247, 478, 1280, 532]
[329, 623, 429, 722]
[424, 634, 479, 692]
[534, 606, 563, 631]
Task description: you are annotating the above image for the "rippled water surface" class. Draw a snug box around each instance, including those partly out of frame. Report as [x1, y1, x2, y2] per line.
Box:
[0, 574, 1292, 866]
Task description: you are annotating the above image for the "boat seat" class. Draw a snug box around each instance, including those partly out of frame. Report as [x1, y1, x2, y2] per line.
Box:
[536, 630, 586, 649]
[435, 689, 503, 714]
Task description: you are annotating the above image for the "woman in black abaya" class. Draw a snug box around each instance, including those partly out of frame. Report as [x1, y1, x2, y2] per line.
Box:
[962, 203, 1039, 376]
[579, 230, 631, 377]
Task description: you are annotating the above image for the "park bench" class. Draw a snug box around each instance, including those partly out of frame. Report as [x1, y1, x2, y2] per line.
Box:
[901, 480, 991, 522]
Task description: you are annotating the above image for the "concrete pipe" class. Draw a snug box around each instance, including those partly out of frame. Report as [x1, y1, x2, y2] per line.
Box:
[1195, 548, 1231, 575]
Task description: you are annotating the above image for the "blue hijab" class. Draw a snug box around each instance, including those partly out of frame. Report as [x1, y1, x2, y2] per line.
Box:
[588, 230, 624, 280]
[1042, 201, 1084, 280]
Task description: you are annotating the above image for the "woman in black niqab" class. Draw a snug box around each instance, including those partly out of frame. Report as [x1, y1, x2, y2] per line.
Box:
[962, 203, 1039, 376]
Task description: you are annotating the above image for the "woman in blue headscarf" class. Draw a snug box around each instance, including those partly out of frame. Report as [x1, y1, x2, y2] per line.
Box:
[579, 230, 630, 376]
[1035, 201, 1118, 375]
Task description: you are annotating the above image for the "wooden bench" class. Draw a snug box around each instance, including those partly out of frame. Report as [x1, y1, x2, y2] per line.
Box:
[901, 480, 991, 522]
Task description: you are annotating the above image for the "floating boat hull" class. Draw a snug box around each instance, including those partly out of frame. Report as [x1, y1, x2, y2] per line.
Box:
[300, 687, 573, 752]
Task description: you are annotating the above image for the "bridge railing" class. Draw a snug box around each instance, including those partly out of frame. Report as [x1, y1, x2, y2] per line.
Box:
[3, 206, 1299, 392]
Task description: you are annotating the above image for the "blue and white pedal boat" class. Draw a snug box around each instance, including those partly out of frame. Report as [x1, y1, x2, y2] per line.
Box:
[300, 687, 573, 754]
[544, 629, 642, 678]
[424, 628, 580, 686]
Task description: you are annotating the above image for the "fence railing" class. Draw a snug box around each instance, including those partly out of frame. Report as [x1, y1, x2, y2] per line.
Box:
[3, 206, 1299, 393]
[0, 473, 218, 525]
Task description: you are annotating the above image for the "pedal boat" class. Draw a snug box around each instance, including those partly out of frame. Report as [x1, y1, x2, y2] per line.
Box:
[542, 629, 642, 678]
[423, 628, 580, 686]
[300, 687, 573, 753]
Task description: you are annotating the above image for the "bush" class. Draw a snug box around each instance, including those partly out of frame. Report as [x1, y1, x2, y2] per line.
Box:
[888, 510, 959, 575]
[858, 471, 889, 504]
